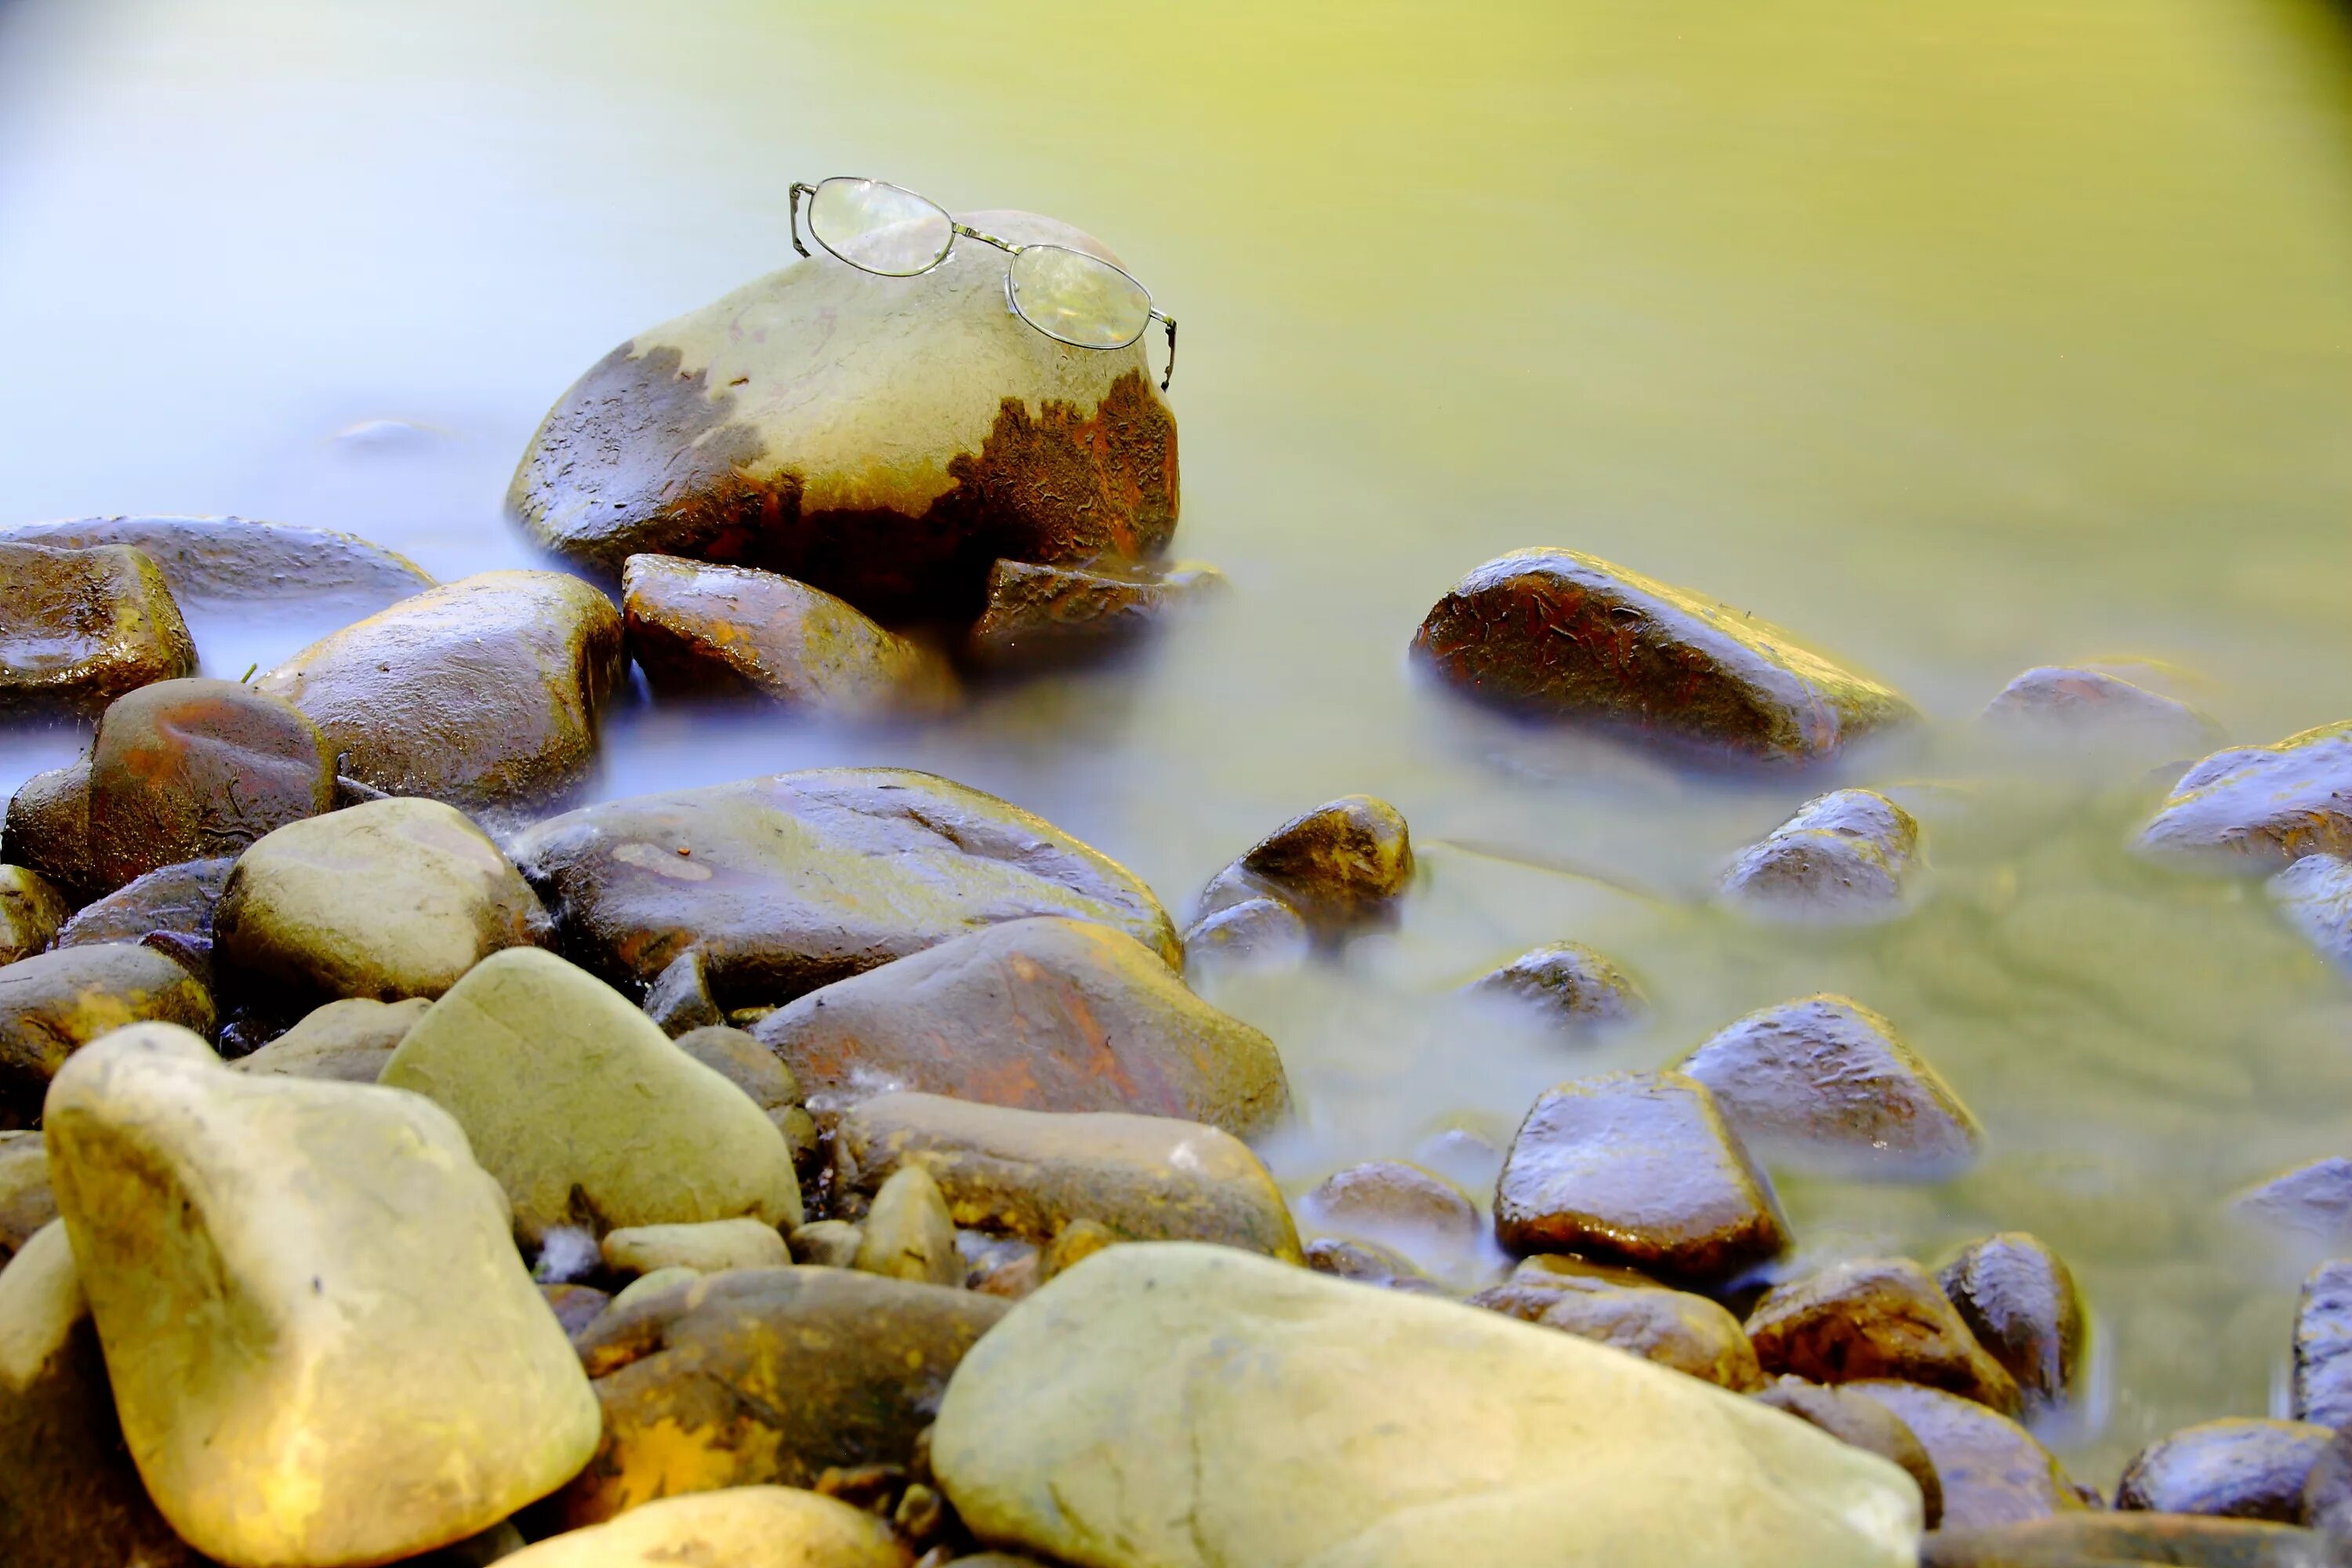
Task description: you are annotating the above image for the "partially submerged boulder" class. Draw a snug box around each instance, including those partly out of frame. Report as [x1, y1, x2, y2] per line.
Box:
[1301, 1160, 1479, 1252]
[1410, 549, 1915, 764]
[1467, 939, 1647, 1033]
[0, 868, 65, 964]
[0, 943, 212, 1125]
[0, 514, 431, 615]
[2270, 855, 2352, 978]
[1745, 1258, 2021, 1416]
[1980, 664, 2218, 755]
[967, 556, 1224, 667]
[1193, 793, 1414, 938]
[2115, 1419, 2333, 1521]
[0, 542, 195, 718]
[1936, 1232, 2085, 1417]
[2137, 723, 2352, 870]
[1721, 790, 1919, 923]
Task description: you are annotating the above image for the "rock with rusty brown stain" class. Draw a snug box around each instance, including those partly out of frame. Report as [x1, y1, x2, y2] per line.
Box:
[256, 571, 624, 813]
[1980, 664, 2220, 756]
[0, 869, 64, 966]
[1493, 1069, 1788, 1287]
[1193, 794, 1414, 938]
[509, 211, 1178, 622]
[2270, 854, 2352, 980]
[84, 677, 337, 894]
[1412, 548, 1915, 764]
[53, 856, 233, 970]
[1537, 1283, 1762, 1390]
[230, 995, 430, 1083]
[2114, 1419, 2332, 1522]
[2, 762, 96, 905]
[1937, 1232, 2085, 1417]
[0, 1132, 55, 1265]
[853, 1166, 963, 1288]
[0, 514, 431, 615]
[1919, 1515, 2328, 1567]
[1676, 995, 1982, 1181]
[1302, 1160, 1479, 1251]
[1468, 940, 1647, 1033]
[0, 542, 196, 720]
[557, 1265, 1006, 1527]
[622, 554, 956, 715]
[755, 918, 1287, 1138]
[1753, 1376, 1943, 1528]
[2295, 1261, 2352, 1430]
[834, 1091, 1301, 1261]
[512, 768, 1179, 1007]
[1747, 1258, 2021, 1415]
[2139, 722, 2352, 870]
[1846, 1379, 2082, 1530]
[967, 556, 1225, 667]
[0, 944, 212, 1124]
[1722, 789, 1920, 924]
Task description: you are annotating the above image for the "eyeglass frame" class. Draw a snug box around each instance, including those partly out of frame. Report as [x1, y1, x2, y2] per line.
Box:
[789, 177, 1178, 390]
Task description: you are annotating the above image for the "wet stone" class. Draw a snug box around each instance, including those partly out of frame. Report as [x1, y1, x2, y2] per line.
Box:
[1302, 1160, 1480, 1250]
[601, 1218, 791, 1279]
[1752, 1376, 1944, 1529]
[622, 554, 956, 716]
[230, 995, 430, 1083]
[0, 943, 213, 1126]
[53, 855, 233, 964]
[1937, 1232, 2086, 1416]
[0, 868, 65, 965]
[1846, 1379, 2083, 1530]
[2270, 855, 2352, 978]
[2293, 1261, 2352, 1430]
[1920, 1515, 2334, 1568]
[2115, 1419, 2333, 1522]
[0, 1131, 56, 1264]
[512, 768, 1179, 1007]
[3, 760, 95, 902]
[789, 1221, 864, 1270]
[1980, 663, 2220, 756]
[672, 1024, 803, 1124]
[1226, 793, 1414, 933]
[968, 556, 1225, 667]
[1410, 547, 1915, 765]
[1305, 1236, 1428, 1287]
[0, 514, 432, 614]
[755, 916, 1288, 1138]
[1746, 1258, 2021, 1416]
[854, 1166, 964, 1288]
[2138, 722, 2352, 871]
[0, 541, 196, 719]
[1492, 1069, 1790, 1288]
[1179, 895, 1310, 974]
[1676, 994, 1982, 1181]
[1537, 1283, 1763, 1390]
[508, 209, 1178, 621]
[643, 946, 724, 1036]
[1722, 789, 1919, 923]
[1468, 940, 1647, 1033]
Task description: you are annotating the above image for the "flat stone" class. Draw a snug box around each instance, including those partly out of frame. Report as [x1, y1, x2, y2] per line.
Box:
[1845, 1379, 2082, 1530]
[85, 677, 336, 892]
[2138, 723, 2352, 870]
[0, 869, 64, 966]
[381, 947, 801, 1243]
[753, 916, 1287, 1138]
[622, 554, 956, 714]
[2116, 1419, 2333, 1521]
[967, 556, 1224, 667]
[1752, 1377, 1944, 1529]
[0, 514, 431, 613]
[853, 1166, 963, 1287]
[256, 570, 624, 812]
[507, 209, 1178, 621]
[1468, 940, 1647, 1032]
[644, 946, 723, 1035]
[511, 768, 1179, 1007]
[1920, 1515, 2333, 1568]
[503, 1485, 909, 1568]
[1936, 1232, 2085, 1416]
[834, 1091, 1301, 1261]
[2293, 1261, 2352, 1429]
[0, 542, 195, 718]
[1675, 995, 1982, 1180]
[1410, 548, 1915, 765]
[2270, 855, 2352, 978]
[1207, 793, 1414, 933]
[0, 943, 212, 1126]
[214, 797, 553, 1007]
[601, 1218, 791, 1278]
[1494, 1069, 1789, 1288]
[931, 1243, 1920, 1568]
[44, 1023, 601, 1565]
[1179, 895, 1310, 973]
[0, 1132, 54, 1263]
[230, 995, 430, 1083]
[52, 856, 233, 969]
[1980, 664, 2220, 755]
[1302, 1160, 1480, 1249]
[2, 760, 96, 903]
[557, 1265, 1006, 1527]
[1721, 789, 1919, 923]
[1538, 1283, 1762, 1390]
[1746, 1258, 2021, 1416]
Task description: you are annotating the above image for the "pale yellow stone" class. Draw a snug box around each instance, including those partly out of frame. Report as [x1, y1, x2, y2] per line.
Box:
[231, 996, 431, 1083]
[601, 1218, 789, 1278]
[854, 1164, 961, 1288]
[0, 1220, 78, 1388]
[607, 1266, 701, 1313]
[502, 1485, 909, 1568]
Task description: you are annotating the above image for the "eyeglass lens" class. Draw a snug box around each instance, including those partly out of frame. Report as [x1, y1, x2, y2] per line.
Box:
[1007, 245, 1153, 350]
[808, 177, 953, 277]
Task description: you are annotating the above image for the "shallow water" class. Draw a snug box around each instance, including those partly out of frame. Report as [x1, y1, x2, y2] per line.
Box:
[6, 0, 2352, 1483]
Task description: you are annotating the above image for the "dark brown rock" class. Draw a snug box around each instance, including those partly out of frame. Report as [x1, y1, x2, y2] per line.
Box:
[1746, 1258, 2022, 1415]
[1675, 994, 1982, 1180]
[1468, 940, 1646, 1033]
[256, 571, 625, 813]
[506, 211, 1179, 622]
[753, 917, 1286, 1137]
[0, 542, 195, 719]
[53, 856, 234, 957]
[229, 996, 430, 1083]
[557, 1265, 1006, 1526]
[1301, 1160, 1479, 1249]
[0, 1131, 56, 1264]
[0, 514, 430, 613]
[967, 556, 1224, 667]
[2117, 1420, 2333, 1522]
[2293, 1260, 2352, 1429]
[511, 768, 1179, 1007]
[1981, 664, 2220, 755]
[2269, 855, 2352, 979]
[1847, 1379, 2084, 1530]
[1465, 1254, 1664, 1322]
[2138, 723, 2352, 870]
[1721, 789, 1919, 922]
[2, 762, 95, 904]
[1410, 548, 1915, 764]
[1922, 1515, 2333, 1567]
[1537, 1283, 1762, 1390]
[0, 869, 65, 965]
[1938, 1232, 2085, 1416]
[0, 944, 212, 1126]
[1752, 1375, 1943, 1528]
[1229, 793, 1414, 931]
[621, 554, 956, 714]
[1305, 1236, 1426, 1286]
[642, 946, 724, 1036]
[1492, 1069, 1789, 1287]
[833, 1091, 1300, 1260]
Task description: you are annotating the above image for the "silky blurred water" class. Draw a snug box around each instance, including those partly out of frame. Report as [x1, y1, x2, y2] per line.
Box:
[5, 0, 2352, 1483]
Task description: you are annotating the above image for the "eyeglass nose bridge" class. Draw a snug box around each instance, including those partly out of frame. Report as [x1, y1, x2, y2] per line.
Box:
[953, 222, 1022, 256]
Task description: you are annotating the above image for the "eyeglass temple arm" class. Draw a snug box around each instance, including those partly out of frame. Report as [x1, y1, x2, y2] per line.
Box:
[788, 183, 815, 258]
[1152, 311, 1177, 392]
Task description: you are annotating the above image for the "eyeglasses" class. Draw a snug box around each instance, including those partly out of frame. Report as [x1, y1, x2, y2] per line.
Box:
[789, 176, 1178, 390]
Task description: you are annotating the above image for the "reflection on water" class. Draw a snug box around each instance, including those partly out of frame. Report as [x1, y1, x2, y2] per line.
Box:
[5, 0, 2352, 1480]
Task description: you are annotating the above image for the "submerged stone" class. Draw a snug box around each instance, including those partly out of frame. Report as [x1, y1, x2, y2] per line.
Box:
[967, 556, 1224, 666]
[1746, 1258, 2021, 1416]
[2137, 722, 2352, 870]
[503, 1486, 909, 1568]
[0, 867, 65, 965]
[1980, 664, 2218, 755]
[2293, 1261, 2352, 1429]
[0, 514, 431, 614]
[1845, 1379, 2082, 1530]
[1410, 548, 1915, 765]
[1752, 1377, 1943, 1529]
[1936, 1232, 2085, 1416]
[1468, 939, 1647, 1033]
[2270, 854, 2352, 978]
[1179, 894, 1311, 973]
[1721, 789, 1919, 923]
[0, 541, 195, 719]
[2116, 1419, 2333, 1522]
[2237, 1160, 2352, 1246]
[1302, 1159, 1479, 1253]
[0, 943, 212, 1125]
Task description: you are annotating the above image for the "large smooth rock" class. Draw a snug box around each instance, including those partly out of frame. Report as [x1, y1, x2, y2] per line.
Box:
[1468, 939, 1647, 1033]
[2, 760, 96, 902]
[505, 1486, 909, 1568]
[1746, 1258, 2021, 1416]
[834, 1091, 1301, 1260]
[2270, 855, 2352, 978]
[1494, 1070, 1789, 1287]
[0, 542, 195, 718]
[967, 556, 1223, 667]
[1675, 995, 1982, 1181]
[1721, 789, 1919, 923]
[44, 1023, 601, 1566]
[1845, 1380, 2082, 1530]
[1936, 1232, 2085, 1417]
[0, 514, 431, 613]
[53, 855, 234, 958]
[2293, 1261, 2352, 1429]
[2138, 723, 2352, 870]
[0, 867, 66, 964]
[507, 209, 1178, 620]
[559, 1265, 1006, 1526]
[230, 995, 430, 1083]
[2117, 1419, 2333, 1521]
[256, 570, 624, 811]
[753, 916, 1287, 1136]
[621, 554, 956, 715]
[511, 768, 1179, 1006]
[214, 797, 553, 1007]
[1410, 548, 1914, 764]
[85, 677, 336, 893]
[932, 1243, 1921, 1568]
[0, 944, 212, 1125]
[380, 947, 801, 1242]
